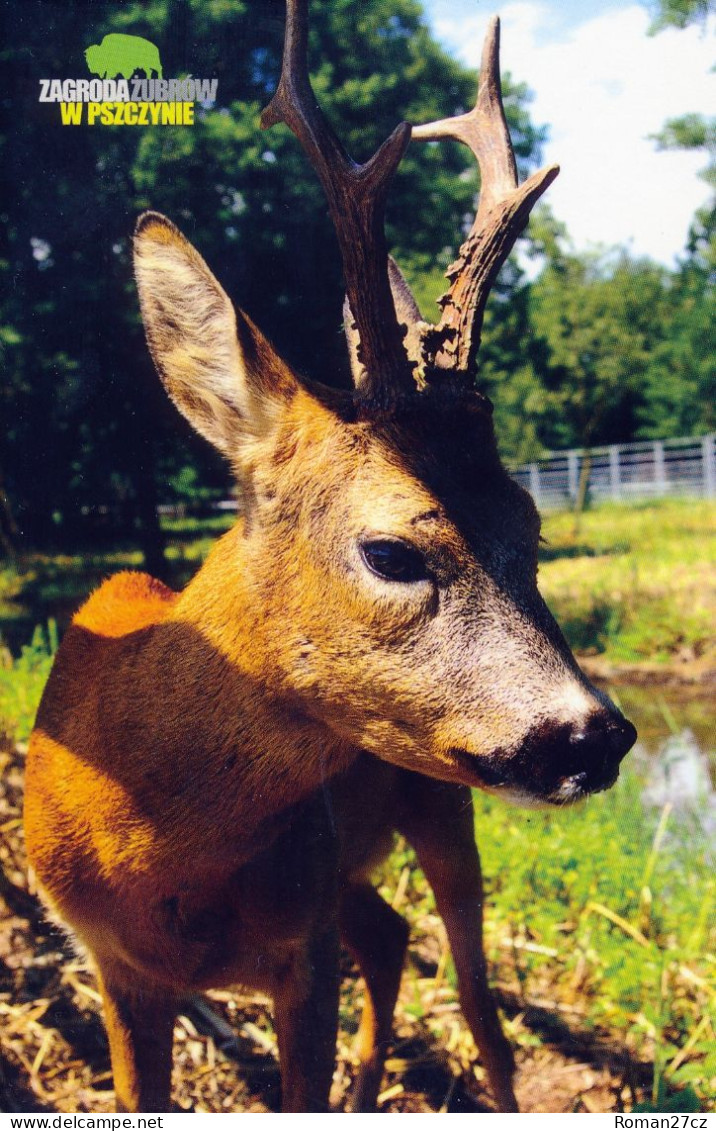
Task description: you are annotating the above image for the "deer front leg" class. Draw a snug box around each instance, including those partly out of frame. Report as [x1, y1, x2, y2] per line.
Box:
[271, 924, 341, 1112]
[397, 775, 519, 1113]
[339, 881, 409, 1112]
[98, 966, 176, 1112]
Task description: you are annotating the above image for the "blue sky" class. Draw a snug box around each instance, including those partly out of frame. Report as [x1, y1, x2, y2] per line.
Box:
[421, 0, 715, 265]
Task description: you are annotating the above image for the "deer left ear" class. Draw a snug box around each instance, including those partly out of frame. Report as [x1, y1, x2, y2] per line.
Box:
[133, 212, 299, 458]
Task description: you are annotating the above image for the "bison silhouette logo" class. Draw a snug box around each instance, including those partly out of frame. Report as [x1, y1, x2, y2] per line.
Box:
[85, 34, 163, 80]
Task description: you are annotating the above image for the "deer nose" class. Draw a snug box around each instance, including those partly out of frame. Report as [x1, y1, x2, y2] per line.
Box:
[567, 711, 637, 791]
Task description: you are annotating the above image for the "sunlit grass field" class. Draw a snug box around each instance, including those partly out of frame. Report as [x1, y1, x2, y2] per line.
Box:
[538, 499, 715, 667]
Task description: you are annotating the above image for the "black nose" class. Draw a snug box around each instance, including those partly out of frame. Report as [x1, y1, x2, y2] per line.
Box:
[569, 712, 637, 790]
[499, 710, 638, 803]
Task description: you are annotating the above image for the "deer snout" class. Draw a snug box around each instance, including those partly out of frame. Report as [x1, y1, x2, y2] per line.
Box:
[567, 711, 636, 788]
[538, 709, 637, 803]
[446, 700, 636, 807]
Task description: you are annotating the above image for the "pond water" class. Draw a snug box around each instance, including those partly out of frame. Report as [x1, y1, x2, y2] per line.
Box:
[600, 678, 715, 845]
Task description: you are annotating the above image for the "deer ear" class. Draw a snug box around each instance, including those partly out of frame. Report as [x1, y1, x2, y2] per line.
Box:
[343, 256, 424, 387]
[133, 212, 298, 457]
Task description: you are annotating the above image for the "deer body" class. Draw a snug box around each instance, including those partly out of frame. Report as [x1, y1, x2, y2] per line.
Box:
[26, 563, 518, 1112]
[25, 3, 635, 1113]
[26, 566, 515, 1111]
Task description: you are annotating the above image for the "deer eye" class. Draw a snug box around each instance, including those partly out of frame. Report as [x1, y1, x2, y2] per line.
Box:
[360, 539, 429, 584]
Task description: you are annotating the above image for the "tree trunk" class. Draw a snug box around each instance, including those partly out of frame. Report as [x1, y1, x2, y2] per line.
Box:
[0, 468, 20, 559]
[572, 451, 592, 538]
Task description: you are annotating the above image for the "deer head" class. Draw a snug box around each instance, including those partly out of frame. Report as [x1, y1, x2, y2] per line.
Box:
[133, 1, 635, 806]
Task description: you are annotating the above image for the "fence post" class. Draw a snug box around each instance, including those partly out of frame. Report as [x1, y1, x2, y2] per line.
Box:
[609, 445, 621, 502]
[567, 450, 579, 501]
[704, 434, 716, 499]
[529, 462, 542, 508]
[654, 440, 667, 495]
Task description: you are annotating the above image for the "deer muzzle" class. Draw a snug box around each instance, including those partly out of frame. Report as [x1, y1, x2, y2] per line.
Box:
[449, 705, 637, 807]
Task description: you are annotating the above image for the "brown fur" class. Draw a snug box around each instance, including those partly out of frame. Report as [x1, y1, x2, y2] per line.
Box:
[24, 215, 634, 1113]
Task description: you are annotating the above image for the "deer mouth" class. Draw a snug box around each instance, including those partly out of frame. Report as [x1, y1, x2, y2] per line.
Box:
[447, 725, 630, 806]
[447, 747, 512, 790]
[545, 765, 621, 805]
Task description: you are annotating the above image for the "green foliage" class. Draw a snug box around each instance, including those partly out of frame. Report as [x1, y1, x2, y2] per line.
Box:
[637, 256, 715, 439]
[634, 1084, 702, 1113]
[650, 108, 715, 297]
[647, 0, 713, 31]
[530, 251, 668, 448]
[472, 771, 713, 1106]
[516, 236, 714, 453]
[652, 113, 715, 166]
[647, 0, 715, 301]
[2, 0, 546, 555]
[0, 621, 58, 744]
[1, 0, 713, 559]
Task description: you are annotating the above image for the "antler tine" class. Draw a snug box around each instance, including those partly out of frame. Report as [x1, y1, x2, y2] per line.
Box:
[413, 16, 559, 378]
[413, 18, 519, 217]
[261, 0, 415, 405]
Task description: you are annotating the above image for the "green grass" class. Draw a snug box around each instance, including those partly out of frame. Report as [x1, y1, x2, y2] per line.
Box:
[538, 499, 715, 666]
[377, 774, 715, 1109]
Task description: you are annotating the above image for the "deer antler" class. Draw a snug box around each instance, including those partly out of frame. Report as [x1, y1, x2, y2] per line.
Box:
[261, 0, 414, 405]
[413, 16, 559, 378]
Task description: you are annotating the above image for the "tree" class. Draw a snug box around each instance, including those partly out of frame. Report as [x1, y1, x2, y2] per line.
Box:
[647, 0, 715, 268]
[529, 250, 671, 451]
[643, 0, 715, 437]
[1, 0, 546, 559]
[637, 226, 715, 438]
[647, 0, 712, 31]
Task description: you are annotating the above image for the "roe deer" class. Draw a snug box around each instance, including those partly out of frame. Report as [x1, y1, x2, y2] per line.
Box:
[24, 1, 636, 1113]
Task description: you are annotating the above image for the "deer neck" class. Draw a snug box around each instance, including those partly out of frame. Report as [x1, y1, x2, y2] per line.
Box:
[169, 524, 357, 820]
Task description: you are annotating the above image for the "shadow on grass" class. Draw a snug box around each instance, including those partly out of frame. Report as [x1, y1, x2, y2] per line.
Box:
[539, 542, 630, 563]
[496, 988, 652, 1094]
[0, 1051, 53, 1113]
[551, 601, 623, 656]
[0, 868, 111, 1077]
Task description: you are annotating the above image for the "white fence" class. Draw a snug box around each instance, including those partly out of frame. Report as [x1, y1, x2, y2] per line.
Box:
[512, 434, 715, 510]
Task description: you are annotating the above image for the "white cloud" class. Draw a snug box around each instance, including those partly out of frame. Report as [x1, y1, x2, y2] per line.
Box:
[427, 2, 715, 265]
